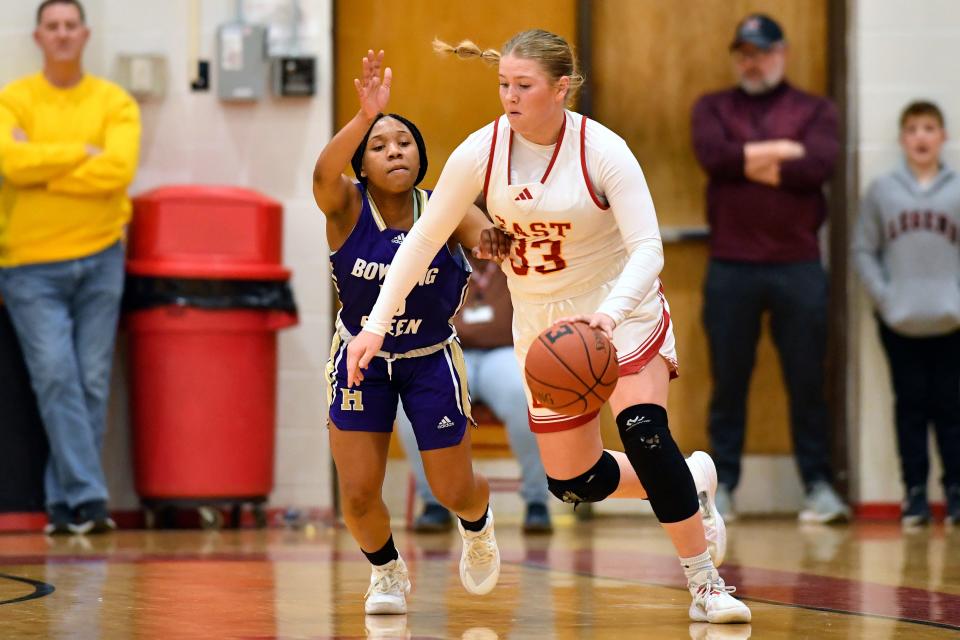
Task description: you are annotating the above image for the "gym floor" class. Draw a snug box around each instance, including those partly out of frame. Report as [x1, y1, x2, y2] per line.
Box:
[1, 516, 958, 639]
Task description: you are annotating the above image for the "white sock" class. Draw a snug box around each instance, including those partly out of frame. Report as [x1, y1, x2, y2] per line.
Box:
[680, 549, 716, 585]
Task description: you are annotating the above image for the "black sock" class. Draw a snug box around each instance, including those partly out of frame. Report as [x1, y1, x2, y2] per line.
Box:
[362, 534, 399, 566]
[458, 506, 489, 532]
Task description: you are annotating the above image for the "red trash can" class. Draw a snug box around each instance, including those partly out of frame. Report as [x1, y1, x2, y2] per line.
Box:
[125, 186, 297, 528]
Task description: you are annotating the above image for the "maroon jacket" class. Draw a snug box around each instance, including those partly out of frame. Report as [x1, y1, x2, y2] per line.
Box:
[691, 82, 840, 263]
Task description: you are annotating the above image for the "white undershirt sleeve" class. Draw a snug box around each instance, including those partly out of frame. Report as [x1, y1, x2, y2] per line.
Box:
[590, 137, 664, 326]
[362, 138, 485, 337]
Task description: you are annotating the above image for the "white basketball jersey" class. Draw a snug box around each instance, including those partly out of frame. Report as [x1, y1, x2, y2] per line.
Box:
[483, 111, 629, 301]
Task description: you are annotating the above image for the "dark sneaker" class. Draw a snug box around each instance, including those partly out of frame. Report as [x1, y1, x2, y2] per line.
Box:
[945, 485, 960, 527]
[522, 502, 553, 534]
[901, 486, 931, 528]
[43, 503, 72, 536]
[70, 500, 117, 535]
[413, 503, 453, 532]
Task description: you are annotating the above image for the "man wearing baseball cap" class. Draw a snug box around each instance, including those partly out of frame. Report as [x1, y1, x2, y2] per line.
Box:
[691, 14, 850, 524]
[730, 13, 785, 51]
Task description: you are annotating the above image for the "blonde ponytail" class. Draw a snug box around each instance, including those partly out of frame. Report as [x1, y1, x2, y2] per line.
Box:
[432, 38, 501, 66]
[432, 30, 583, 106]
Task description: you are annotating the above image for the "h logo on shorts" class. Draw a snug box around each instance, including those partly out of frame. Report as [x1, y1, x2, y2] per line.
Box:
[340, 389, 364, 411]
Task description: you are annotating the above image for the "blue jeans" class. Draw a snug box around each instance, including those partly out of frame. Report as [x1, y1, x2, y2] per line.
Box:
[703, 259, 834, 491]
[0, 242, 124, 509]
[398, 345, 549, 506]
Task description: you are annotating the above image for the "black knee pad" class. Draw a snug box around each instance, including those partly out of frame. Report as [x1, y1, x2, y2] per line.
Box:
[616, 403, 698, 523]
[547, 450, 620, 506]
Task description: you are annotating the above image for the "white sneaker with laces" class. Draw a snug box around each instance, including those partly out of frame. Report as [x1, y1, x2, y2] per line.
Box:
[457, 507, 500, 595]
[688, 573, 752, 624]
[364, 556, 411, 614]
[686, 451, 727, 567]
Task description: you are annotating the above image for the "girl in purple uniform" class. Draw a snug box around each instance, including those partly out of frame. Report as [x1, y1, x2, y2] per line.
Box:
[312, 50, 506, 616]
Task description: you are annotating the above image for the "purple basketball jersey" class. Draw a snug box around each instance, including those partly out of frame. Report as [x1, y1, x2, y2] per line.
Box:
[330, 183, 470, 354]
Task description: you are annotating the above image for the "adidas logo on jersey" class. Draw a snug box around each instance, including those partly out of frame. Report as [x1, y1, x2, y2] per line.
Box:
[514, 187, 534, 201]
[391, 233, 405, 245]
[437, 416, 455, 429]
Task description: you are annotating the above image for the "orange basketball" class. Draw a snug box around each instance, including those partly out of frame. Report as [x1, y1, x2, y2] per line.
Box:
[524, 320, 619, 417]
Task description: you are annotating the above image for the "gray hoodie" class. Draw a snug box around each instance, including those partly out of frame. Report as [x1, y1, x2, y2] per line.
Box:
[853, 162, 960, 337]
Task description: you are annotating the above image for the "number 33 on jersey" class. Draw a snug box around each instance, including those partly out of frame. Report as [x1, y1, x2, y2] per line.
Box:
[491, 214, 570, 276]
[483, 112, 629, 296]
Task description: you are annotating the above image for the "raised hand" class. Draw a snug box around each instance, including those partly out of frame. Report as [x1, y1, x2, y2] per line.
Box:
[354, 49, 392, 120]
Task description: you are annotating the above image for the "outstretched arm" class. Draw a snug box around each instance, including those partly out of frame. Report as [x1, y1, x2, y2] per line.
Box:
[312, 49, 391, 219]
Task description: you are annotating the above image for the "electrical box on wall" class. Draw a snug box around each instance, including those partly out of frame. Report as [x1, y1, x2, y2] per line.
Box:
[216, 23, 268, 101]
[271, 56, 315, 97]
[115, 54, 167, 100]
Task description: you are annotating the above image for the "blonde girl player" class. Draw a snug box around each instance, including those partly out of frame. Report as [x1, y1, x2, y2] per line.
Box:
[346, 31, 751, 624]
[315, 51, 509, 615]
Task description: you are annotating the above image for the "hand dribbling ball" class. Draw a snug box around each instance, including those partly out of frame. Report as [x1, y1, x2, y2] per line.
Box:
[524, 321, 619, 416]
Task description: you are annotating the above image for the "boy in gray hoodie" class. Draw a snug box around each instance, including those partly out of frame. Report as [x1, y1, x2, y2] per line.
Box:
[853, 100, 960, 526]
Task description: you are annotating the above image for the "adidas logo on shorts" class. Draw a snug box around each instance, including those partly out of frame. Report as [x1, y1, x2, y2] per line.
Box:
[391, 233, 405, 245]
[437, 416, 455, 429]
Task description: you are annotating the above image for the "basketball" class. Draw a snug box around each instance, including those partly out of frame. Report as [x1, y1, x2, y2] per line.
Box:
[524, 321, 619, 416]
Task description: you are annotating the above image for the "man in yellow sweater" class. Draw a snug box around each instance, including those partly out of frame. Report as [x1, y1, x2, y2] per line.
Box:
[0, 0, 140, 535]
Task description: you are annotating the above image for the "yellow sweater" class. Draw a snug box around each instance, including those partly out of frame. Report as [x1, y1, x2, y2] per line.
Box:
[0, 73, 140, 266]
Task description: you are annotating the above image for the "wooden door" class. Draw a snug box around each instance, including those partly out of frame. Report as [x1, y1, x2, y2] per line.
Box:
[591, 1, 829, 453]
[335, 1, 577, 188]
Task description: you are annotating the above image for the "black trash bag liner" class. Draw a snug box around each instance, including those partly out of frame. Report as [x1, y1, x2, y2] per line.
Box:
[123, 276, 298, 314]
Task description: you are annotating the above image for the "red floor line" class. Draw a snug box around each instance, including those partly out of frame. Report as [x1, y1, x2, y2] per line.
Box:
[515, 548, 960, 630]
[2, 541, 957, 629]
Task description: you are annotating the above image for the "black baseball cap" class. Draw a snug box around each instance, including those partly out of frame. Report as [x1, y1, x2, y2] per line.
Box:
[730, 14, 784, 50]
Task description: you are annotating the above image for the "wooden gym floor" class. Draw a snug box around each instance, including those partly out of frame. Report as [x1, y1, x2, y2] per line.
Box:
[1, 516, 958, 639]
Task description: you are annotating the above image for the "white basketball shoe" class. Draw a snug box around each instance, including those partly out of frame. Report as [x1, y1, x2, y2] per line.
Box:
[688, 572, 752, 624]
[457, 507, 500, 595]
[686, 451, 727, 567]
[364, 555, 411, 614]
